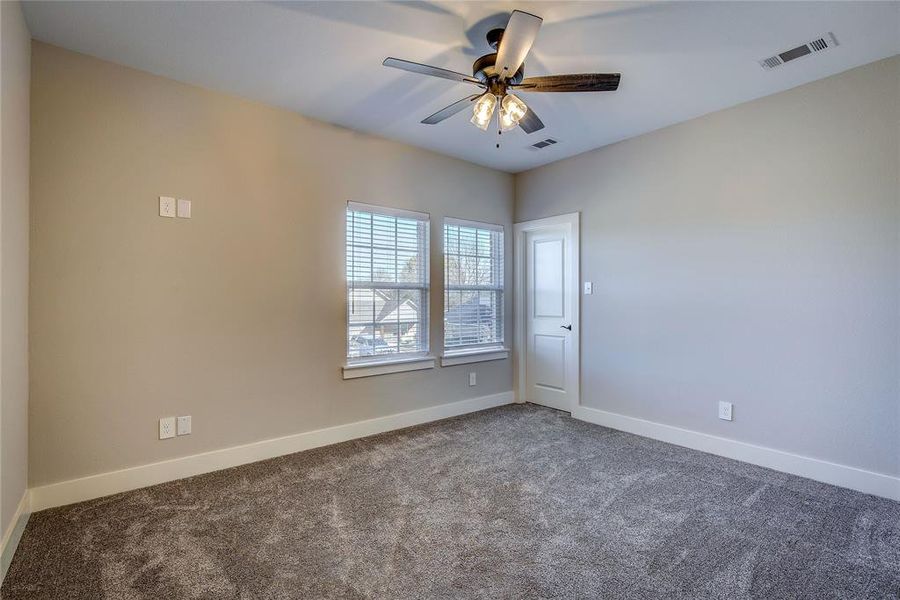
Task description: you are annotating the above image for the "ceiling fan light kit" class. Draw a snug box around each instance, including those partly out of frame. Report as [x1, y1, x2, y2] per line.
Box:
[499, 94, 528, 131]
[383, 9, 621, 139]
[470, 93, 497, 130]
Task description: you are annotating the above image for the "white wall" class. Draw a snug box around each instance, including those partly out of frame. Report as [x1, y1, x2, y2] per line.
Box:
[0, 0, 31, 543]
[516, 56, 900, 478]
[29, 43, 514, 488]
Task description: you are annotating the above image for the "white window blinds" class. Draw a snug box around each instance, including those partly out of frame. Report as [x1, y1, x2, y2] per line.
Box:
[346, 202, 430, 361]
[444, 218, 504, 350]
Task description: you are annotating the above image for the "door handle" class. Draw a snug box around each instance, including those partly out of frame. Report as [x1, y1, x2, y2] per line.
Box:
[561, 324, 572, 331]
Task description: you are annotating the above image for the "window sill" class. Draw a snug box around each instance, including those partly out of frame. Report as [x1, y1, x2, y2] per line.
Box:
[342, 356, 435, 380]
[440, 348, 510, 367]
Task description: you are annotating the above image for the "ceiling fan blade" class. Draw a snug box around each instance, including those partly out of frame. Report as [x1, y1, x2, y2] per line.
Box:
[518, 103, 545, 134]
[383, 57, 483, 86]
[495, 10, 543, 81]
[514, 73, 621, 92]
[421, 94, 482, 125]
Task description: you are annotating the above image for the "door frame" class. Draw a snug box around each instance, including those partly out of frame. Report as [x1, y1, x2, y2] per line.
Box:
[513, 212, 580, 412]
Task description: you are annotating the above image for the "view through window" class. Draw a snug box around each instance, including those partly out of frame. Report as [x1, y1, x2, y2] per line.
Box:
[346, 202, 430, 361]
[443, 219, 504, 351]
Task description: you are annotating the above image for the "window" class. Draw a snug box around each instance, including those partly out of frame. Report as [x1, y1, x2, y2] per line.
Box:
[444, 218, 504, 352]
[346, 202, 429, 364]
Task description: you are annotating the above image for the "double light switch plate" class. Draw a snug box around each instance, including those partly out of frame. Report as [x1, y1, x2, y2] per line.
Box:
[159, 196, 191, 218]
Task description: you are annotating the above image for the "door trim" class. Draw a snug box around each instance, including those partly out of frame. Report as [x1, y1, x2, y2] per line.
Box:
[513, 212, 580, 412]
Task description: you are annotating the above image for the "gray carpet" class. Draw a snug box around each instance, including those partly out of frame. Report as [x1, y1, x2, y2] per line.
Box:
[4, 404, 900, 599]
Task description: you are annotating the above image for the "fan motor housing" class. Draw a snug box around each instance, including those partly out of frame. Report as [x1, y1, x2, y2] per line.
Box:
[472, 53, 524, 86]
[486, 28, 505, 50]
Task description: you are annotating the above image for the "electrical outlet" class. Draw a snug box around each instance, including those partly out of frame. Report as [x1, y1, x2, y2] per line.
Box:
[469, 372, 477, 386]
[718, 401, 733, 421]
[159, 417, 176, 439]
[177, 415, 192, 436]
[159, 196, 176, 218]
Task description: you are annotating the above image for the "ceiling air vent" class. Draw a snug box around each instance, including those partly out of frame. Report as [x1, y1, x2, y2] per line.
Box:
[530, 138, 558, 150]
[759, 32, 839, 71]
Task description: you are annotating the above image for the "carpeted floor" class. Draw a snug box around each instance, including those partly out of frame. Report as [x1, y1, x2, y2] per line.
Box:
[4, 404, 900, 599]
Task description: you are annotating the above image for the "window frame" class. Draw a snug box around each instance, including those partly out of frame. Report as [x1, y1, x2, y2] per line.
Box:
[442, 217, 507, 360]
[343, 201, 432, 377]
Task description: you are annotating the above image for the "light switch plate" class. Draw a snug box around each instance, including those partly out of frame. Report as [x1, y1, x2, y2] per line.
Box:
[177, 198, 191, 219]
[177, 415, 192, 436]
[159, 417, 176, 439]
[159, 196, 176, 218]
[468, 372, 477, 386]
[584, 281, 593, 295]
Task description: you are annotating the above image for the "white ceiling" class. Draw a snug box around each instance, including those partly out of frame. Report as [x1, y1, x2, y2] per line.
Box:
[22, 1, 900, 173]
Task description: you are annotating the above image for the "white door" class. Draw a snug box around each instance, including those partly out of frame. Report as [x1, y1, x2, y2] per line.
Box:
[516, 214, 579, 412]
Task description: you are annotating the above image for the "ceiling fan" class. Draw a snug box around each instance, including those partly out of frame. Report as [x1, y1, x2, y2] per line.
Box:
[383, 10, 620, 137]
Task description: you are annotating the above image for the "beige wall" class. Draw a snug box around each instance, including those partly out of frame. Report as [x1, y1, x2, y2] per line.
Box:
[0, 2, 31, 536]
[517, 56, 900, 477]
[27, 40, 900, 489]
[1, 0, 31, 536]
[29, 43, 514, 487]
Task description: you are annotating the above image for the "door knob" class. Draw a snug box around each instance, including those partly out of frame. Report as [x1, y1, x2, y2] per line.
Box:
[561, 324, 572, 331]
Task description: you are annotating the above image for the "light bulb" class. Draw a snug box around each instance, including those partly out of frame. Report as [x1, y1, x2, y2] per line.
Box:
[498, 108, 517, 132]
[499, 94, 528, 131]
[470, 93, 497, 131]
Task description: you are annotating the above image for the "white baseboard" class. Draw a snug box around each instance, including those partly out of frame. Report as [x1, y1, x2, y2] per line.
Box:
[573, 405, 900, 502]
[1, 491, 30, 583]
[29, 391, 514, 513]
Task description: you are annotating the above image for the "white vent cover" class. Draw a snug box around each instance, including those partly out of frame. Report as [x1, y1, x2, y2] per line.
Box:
[530, 138, 558, 150]
[759, 32, 839, 70]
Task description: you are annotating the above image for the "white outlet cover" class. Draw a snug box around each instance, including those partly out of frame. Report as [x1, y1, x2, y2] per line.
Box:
[177, 415, 192, 436]
[177, 198, 192, 218]
[159, 196, 176, 218]
[159, 416, 176, 439]
[584, 281, 593, 295]
[718, 401, 733, 421]
[468, 372, 477, 386]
